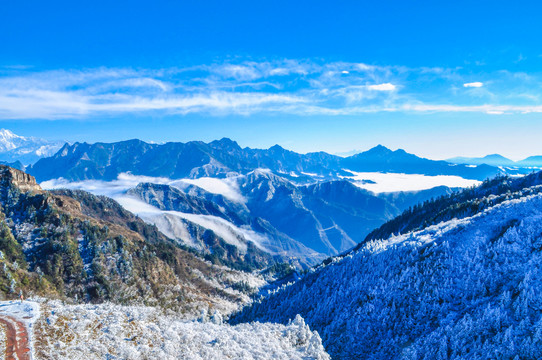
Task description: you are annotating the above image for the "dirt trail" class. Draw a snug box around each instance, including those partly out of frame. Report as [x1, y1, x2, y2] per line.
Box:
[0, 315, 30, 360]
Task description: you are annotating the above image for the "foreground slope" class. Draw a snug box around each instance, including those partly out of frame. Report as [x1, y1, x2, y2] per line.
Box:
[33, 300, 329, 360]
[233, 186, 542, 359]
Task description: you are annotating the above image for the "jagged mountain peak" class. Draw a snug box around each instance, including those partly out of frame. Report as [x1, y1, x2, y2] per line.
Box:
[367, 144, 393, 153]
[348, 144, 408, 160]
[370, 144, 392, 152]
[268, 144, 285, 151]
[210, 137, 241, 149]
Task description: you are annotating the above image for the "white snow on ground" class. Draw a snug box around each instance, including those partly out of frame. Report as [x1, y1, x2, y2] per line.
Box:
[0, 300, 40, 359]
[342, 170, 481, 193]
[34, 300, 329, 360]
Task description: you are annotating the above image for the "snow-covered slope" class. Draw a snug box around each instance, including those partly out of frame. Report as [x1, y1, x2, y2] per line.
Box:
[33, 300, 329, 360]
[233, 190, 542, 359]
[0, 129, 64, 165]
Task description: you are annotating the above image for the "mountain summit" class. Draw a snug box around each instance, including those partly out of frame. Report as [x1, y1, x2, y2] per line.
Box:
[0, 129, 65, 165]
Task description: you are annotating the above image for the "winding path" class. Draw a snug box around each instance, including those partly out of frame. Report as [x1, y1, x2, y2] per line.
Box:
[0, 315, 30, 360]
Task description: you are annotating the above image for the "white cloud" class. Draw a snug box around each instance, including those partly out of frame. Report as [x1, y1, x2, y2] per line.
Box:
[463, 82, 484, 88]
[367, 83, 396, 91]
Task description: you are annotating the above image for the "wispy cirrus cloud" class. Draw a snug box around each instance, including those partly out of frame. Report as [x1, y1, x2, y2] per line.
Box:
[1, 59, 542, 119]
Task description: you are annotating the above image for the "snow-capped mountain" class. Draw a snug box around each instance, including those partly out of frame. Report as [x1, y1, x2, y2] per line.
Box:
[0, 129, 64, 165]
[232, 171, 542, 359]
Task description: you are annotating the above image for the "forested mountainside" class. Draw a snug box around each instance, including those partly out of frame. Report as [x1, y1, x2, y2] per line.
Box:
[28, 138, 504, 182]
[364, 171, 542, 244]
[232, 178, 542, 359]
[0, 165, 263, 316]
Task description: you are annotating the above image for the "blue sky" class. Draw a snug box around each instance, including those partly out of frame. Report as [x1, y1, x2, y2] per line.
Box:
[1, 0, 542, 160]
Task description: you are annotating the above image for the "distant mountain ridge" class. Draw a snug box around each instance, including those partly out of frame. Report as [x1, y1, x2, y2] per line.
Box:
[448, 153, 542, 167]
[28, 138, 513, 183]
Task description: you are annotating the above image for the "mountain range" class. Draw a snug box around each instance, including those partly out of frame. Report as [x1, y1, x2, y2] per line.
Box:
[2, 129, 541, 270]
[0, 128, 537, 177]
[42, 169, 458, 268]
[0, 129, 541, 358]
[24, 135, 533, 269]
[28, 138, 517, 183]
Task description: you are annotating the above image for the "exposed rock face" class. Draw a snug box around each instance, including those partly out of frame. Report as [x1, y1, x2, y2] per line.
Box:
[0, 165, 42, 194]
